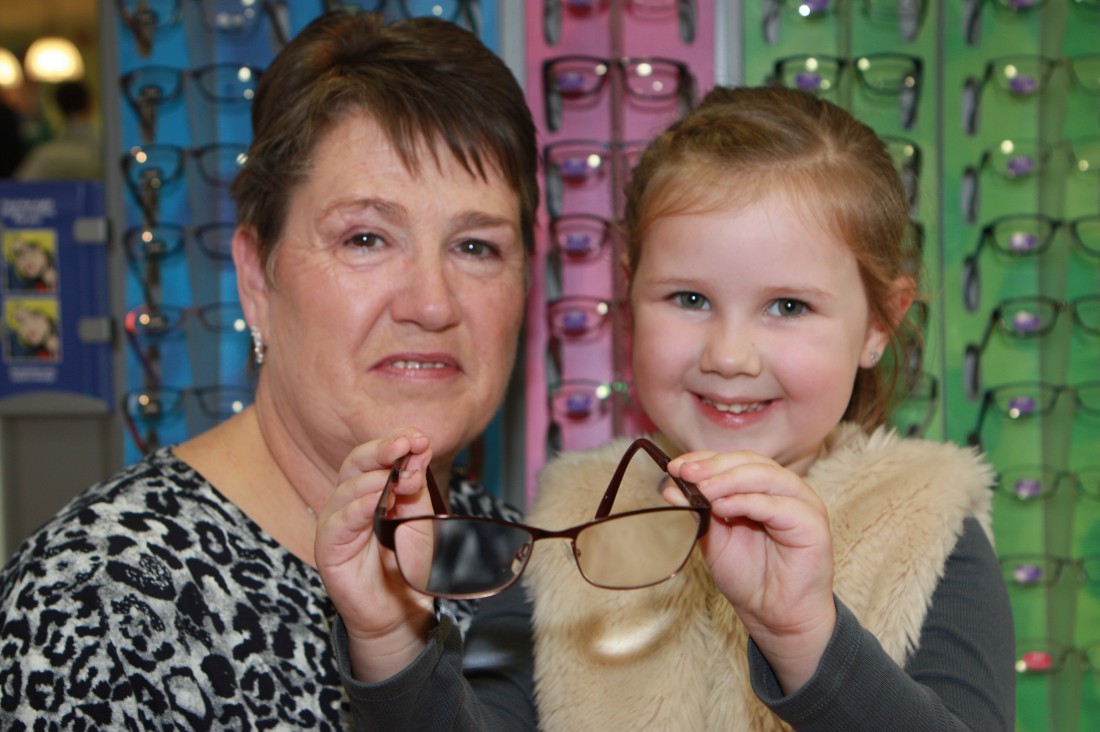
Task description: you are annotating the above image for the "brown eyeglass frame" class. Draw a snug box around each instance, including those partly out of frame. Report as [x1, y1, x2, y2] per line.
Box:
[373, 437, 711, 599]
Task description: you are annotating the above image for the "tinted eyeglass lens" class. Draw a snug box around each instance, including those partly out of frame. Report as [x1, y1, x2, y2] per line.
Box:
[574, 508, 700, 588]
[395, 518, 535, 598]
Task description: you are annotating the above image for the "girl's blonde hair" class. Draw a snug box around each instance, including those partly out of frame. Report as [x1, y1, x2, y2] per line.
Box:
[625, 85, 921, 430]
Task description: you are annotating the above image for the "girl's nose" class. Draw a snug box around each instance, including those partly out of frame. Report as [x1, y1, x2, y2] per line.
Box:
[699, 321, 762, 377]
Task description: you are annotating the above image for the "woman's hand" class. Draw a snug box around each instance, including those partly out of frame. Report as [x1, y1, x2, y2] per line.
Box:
[315, 427, 435, 683]
[667, 450, 836, 694]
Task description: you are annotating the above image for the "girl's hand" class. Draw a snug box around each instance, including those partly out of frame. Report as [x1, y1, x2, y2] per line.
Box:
[314, 427, 435, 682]
[667, 450, 836, 693]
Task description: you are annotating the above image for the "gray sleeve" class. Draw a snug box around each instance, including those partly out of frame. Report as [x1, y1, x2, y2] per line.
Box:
[749, 517, 1015, 731]
[334, 584, 536, 731]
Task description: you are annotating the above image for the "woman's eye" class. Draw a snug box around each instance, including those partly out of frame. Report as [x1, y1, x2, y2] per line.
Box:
[768, 298, 807, 317]
[456, 239, 497, 258]
[672, 292, 709, 310]
[348, 232, 384, 250]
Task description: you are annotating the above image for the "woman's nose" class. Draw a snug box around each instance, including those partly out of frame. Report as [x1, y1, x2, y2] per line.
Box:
[390, 251, 461, 331]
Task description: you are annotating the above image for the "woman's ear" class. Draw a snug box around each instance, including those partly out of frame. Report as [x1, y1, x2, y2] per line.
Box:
[233, 224, 269, 331]
[860, 276, 916, 368]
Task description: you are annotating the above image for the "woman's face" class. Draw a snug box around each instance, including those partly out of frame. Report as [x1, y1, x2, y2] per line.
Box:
[240, 112, 527, 474]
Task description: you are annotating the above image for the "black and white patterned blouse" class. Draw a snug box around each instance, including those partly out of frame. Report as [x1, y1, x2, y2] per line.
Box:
[0, 447, 522, 730]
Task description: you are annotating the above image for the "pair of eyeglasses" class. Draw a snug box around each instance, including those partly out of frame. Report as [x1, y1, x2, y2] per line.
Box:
[549, 378, 631, 424]
[991, 464, 1100, 502]
[963, 295, 1100, 398]
[543, 139, 648, 217]
[123, 222, 235, 307]
[960, 214, 1100, 312]
[121, 144, 249, 225]
[324, 0, 481, 35]
[761, 0, 927, 44]
[375, 437, 710, 599]
[547, 296, 619, 343]
[124, 222, 235, 264]
[543, 55, 695, 131]
[543, 0, 696, 46]
[125, 302, 248, 340]
[967, 380, 1100, 447]
[122, 383, 254, 453]
[962, 54, 1100, 135]
[549, 214, 615, 262]
[999, 553, 1100, 589]
[197, 0, 291, 50]
[124, 301, 248, 382]
[1015, 638, 1100, 674]
[770, 53, 923, 129]
[120, 64, 263, 143]
[960, 137, 1100, 224]
[117, 0, 181, 58]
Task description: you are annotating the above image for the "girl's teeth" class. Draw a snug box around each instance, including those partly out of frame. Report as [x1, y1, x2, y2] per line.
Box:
[392, 361, 447, 369]
[705, 398, 765, 414]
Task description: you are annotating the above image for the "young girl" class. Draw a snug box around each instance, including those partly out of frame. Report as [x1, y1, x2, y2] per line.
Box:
[523, 86, 1015, 730]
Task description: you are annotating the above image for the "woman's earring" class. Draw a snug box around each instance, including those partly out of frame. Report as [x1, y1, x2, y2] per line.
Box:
[250, 326, 266, 366]
[869, 351, 879, 366]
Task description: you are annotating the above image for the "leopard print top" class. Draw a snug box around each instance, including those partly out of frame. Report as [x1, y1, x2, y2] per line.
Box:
[0, 447, 521, 730]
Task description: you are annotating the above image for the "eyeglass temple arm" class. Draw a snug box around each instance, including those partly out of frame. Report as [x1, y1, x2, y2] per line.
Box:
[593, 438, 710, 520]
[970, 304, 1003, 355]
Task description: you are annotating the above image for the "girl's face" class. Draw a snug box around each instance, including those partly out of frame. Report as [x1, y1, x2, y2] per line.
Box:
[629, 188, 892, 476]
[13, 243, 48, 280]
[14, 308, 51, 345]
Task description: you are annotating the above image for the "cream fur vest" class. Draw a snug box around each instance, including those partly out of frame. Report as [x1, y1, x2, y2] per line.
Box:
[524, 425, 994, 732]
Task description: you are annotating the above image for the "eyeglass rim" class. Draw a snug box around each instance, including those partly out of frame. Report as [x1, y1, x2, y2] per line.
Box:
[373, 437, 711, 599]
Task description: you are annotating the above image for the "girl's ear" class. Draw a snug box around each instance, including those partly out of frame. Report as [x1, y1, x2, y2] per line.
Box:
[860, 275, 916, 368]
[233, 224, 270, 332]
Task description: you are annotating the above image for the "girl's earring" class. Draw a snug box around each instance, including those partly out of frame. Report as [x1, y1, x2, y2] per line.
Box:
[869, 351, 879, 366]
[250, 326, 266, 366]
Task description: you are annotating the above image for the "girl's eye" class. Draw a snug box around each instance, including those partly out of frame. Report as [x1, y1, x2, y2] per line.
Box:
[672, 292, 710, 310]
[768, 298, 807, 317]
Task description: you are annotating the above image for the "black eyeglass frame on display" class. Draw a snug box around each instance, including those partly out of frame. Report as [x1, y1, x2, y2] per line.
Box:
[959, 214, 1100, 313]
[963, 295, 1100, 399]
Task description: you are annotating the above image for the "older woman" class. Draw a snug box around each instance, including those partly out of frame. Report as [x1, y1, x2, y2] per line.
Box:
[0, 12, 537, 729]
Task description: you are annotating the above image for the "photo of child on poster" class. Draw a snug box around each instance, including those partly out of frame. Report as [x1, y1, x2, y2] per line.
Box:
[4, 298, 61, 362]
[4, 230, 59, 293]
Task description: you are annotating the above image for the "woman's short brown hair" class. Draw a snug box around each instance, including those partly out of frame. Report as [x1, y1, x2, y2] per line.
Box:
[625, 85, 921, 431]
[230, 11, 539, 271]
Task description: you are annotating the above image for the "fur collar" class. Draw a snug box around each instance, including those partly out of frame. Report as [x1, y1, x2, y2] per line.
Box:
[525, 425, 993, 731]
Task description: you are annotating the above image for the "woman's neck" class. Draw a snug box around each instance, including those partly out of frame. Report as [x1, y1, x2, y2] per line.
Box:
[174, 408, 321, 566]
